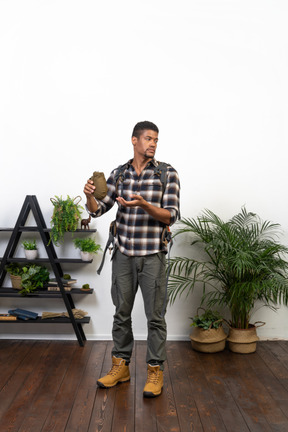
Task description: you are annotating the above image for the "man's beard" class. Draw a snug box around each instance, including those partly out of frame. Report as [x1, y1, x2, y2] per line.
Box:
[144, 149, 155, 159]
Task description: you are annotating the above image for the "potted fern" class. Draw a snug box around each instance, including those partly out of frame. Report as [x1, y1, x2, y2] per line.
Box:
[168, 207, 288, 353]
[49, 195, 83, 246]
[190, 308, 227, 353]
[22, 239, 38, 260]
[5, 263, 23, 289]
[73, 237, 102, 261]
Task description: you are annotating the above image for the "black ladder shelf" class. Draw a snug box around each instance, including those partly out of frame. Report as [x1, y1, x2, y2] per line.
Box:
[0, 195, 95, 346]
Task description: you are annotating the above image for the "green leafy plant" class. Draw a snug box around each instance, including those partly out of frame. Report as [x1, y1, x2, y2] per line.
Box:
[190, 309, 223, 330]
[63, 273, 71, 280]
[49, 195, 83, 246]
[22, 240, 37, 250]
[82, 283, 90, 290]
[20, 264, 50, 295]
[5, 263, 23, 276]
[5, 263, 50, 295]
[168, 207, 288, 329]
[73, 237, 101, 254]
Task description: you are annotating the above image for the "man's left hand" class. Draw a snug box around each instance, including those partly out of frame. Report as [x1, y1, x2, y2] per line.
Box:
[116, 194, 145, 208]
[117, 194, 171, 225]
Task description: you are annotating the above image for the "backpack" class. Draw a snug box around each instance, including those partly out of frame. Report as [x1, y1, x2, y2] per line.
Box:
[97, 162, 171, 275]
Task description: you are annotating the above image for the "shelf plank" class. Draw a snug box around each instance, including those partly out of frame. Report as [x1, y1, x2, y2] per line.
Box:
[0, 288, 94, 298]
[0, 316, 91, 324]
[2, 258, 93, 263]
[0, 227, 97, 232]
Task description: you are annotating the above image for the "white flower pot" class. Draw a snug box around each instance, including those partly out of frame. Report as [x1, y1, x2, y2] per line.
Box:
[80, 251, 93, 261]
[24, 249, 38, 260]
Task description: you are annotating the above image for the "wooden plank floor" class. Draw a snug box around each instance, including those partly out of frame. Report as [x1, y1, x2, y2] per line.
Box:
[0, 340, 288, 431]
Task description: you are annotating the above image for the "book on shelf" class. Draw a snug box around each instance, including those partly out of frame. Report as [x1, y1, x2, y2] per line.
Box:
[14, 315, 29, 321]
[8, 308, 38, 320]
[47, 286, 72, 291]
[49, 278, 77, 285]
[0, 314, 17, 321]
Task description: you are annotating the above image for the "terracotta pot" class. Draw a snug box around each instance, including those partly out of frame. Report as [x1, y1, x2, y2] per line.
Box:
[227, 325, 261, 354]
[190, 326, 227, 353]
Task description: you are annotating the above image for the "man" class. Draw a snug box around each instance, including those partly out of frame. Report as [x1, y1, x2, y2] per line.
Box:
[84, 121, 180, 397]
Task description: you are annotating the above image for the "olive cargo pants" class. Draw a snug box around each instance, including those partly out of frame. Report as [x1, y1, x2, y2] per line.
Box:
[111, 249, 167, 369]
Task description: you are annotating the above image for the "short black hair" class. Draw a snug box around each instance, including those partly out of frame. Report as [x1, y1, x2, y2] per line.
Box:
[132, 121, 159, 138]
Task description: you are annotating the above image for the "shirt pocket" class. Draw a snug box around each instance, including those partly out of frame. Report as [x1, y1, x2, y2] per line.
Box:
[141, 180, 162, 203]
[117, 178, 132, 200]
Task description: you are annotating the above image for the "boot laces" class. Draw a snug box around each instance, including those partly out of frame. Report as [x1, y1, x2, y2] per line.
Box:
[108, 363, 122, 377]
[147, 369, 160, 384]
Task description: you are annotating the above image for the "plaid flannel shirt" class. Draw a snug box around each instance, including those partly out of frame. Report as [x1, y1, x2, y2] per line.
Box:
[89, 159, 180, 256]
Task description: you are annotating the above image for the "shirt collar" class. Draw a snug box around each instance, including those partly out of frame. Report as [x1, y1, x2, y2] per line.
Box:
[127, 158, 158, 169]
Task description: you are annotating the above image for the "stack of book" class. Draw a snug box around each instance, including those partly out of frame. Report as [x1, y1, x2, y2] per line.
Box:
[46, 277, 77, 292]
[8, 309, 38, 320]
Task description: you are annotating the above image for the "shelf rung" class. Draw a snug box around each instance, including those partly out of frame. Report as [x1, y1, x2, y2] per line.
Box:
[3, 258, 93, 264]
[0, 288, 94, 297]
[0, 227, 96, 233]
[0, 317, 91, 324]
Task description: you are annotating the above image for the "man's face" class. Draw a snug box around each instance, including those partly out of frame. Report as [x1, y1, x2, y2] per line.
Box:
[132, 129, 159, 160]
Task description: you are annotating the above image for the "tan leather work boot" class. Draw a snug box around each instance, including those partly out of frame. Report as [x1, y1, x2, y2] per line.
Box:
[97, 356, 130, 388]
[143, 364, 163, 398]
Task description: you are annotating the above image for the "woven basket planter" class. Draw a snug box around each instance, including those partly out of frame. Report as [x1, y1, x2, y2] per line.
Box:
[10, 274, 22, 290]
[227, 324, 262, 354]
[190, 326, 227, 353]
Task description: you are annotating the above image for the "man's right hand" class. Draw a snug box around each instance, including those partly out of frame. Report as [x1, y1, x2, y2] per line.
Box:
[84, 179, 96, 197]
[84, 179, 98, 213]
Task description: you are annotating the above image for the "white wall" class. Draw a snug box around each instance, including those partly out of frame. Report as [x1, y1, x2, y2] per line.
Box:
[0, 0, 287, 341]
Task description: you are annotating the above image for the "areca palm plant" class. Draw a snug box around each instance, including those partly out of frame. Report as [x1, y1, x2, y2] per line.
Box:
[168, 207, 288, 329]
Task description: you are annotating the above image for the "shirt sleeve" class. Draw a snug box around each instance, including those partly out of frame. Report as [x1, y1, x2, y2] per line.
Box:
[162, 166, 180, 226]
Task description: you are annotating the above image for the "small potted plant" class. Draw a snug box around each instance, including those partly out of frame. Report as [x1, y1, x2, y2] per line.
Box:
[5, 263, 23, 289]
[81, 283, 91, 291]
[22, 239, 38, 260]
[190, 308, 227, 353]
[73, 237, 102, 261]
[49, 195, 83, 246]
[5, 262, 50, 294]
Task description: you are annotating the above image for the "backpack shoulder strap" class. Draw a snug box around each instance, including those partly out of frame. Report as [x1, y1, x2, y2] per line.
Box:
[97, 220, 116, 275]
[153, 162, 169, 193]
[114, 162, 129, 190]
